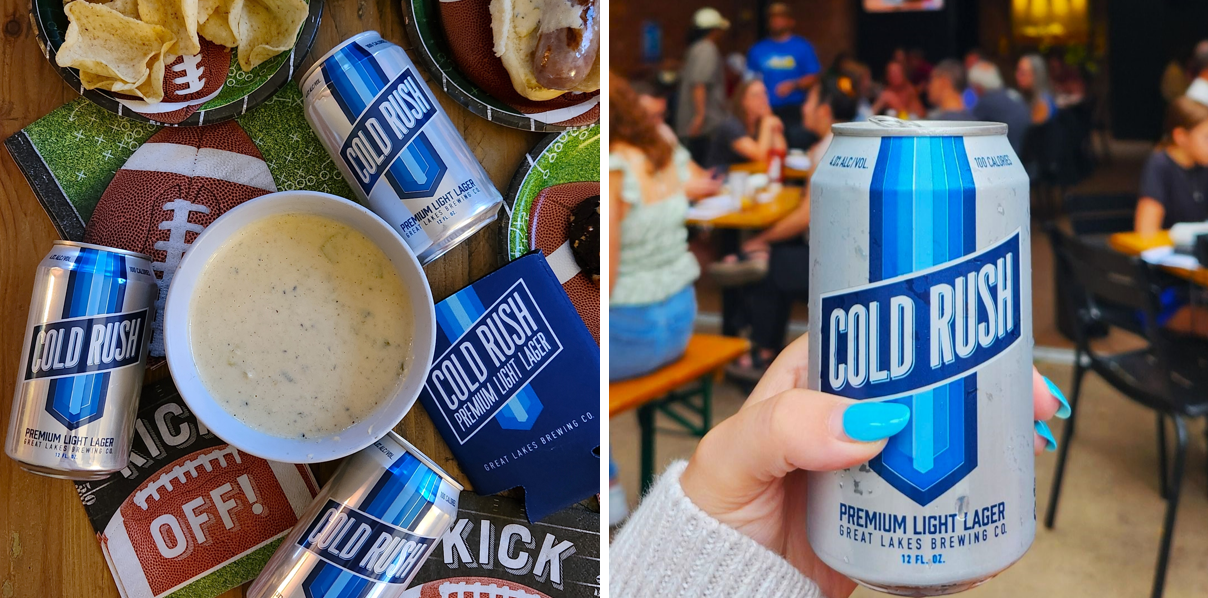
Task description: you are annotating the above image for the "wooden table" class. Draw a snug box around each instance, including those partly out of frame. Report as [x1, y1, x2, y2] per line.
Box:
[729, 160, 810, 180]
[686, 186, 803, 229]
[609, 334, 749, 491]
[1109, 231, 1208, 287]
[0, 3, 543, 596]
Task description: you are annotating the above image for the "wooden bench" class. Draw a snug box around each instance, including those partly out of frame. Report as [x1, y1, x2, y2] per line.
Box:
[610, 334, 750, 491]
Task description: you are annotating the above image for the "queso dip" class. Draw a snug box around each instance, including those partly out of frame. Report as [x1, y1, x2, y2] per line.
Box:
[189, 213, 413, 439]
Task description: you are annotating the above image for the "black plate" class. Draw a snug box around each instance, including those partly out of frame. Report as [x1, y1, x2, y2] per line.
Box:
[30, 0, 323, 126]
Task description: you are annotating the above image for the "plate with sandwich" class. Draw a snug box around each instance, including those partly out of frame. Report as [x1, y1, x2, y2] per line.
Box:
[32, 0, 322, 126]
[503, 126, 600, 341]
[404, 0, 599, 132]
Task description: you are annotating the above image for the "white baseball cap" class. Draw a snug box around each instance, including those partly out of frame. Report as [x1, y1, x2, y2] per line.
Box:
[693, 7, 731, 30]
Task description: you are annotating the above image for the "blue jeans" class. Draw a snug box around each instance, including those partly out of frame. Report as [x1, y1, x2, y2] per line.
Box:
[610, 286, 696, 381]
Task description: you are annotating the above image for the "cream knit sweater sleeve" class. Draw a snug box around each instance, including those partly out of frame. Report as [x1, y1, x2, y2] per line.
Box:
[609, 461, 824, 598]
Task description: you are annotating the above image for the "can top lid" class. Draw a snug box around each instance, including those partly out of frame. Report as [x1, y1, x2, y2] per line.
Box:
[54, 240, 152, 261]
[833, 116, 1008, 138]
[386, 430, 465, 492]
[300, 31, 385, 87]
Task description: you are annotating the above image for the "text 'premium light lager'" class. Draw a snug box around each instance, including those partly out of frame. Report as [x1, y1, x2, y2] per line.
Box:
[6, 241, 156, 479]
[302, 31, 504, 265]
[247, 431, 461, 598]
[807, 118, 1033, 595]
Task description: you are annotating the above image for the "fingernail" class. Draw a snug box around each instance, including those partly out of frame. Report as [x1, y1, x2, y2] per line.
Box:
[1043, 376, 1071, 419]
[843, 402, 910, 442]
[1035, 420, 1057, 452]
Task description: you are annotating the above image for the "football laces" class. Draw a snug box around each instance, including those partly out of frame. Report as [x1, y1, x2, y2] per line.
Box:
[150, 198, 211, 357]
[172, 54, 206, 96]
[438, 582, 541, 598]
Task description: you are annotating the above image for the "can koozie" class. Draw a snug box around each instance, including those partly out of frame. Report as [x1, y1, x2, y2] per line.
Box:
[416, 253, 600, 522]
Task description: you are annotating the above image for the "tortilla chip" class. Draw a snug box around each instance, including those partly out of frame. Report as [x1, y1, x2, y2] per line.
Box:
[80, 48, 167, 102]
[138, 0, 200, 55]
[104, 0, 140, 18]
[197, 0, 238, 47]
[231, 0, 307, 71]
[57, 1, 175, 92]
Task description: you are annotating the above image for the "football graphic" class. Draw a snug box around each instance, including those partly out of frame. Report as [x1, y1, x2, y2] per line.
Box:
[109, 445, 318, 597]
[83, 120, 277, 367]
[403, 577, 552, 598]
[528, 181, 601, 342]
[115, 40, 231, 125]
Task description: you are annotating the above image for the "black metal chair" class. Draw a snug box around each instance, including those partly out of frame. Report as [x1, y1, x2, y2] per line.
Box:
[1054, 194, 1142, 340]
[1063, 192, 1138, 237]
[1045, 227, 1208, 598]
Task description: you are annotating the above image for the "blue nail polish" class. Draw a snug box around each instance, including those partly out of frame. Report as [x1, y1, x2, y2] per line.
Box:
[1043, 376, 1071, 419]
[1035, 420, 1057, 452]
[843, 402, 910, 442]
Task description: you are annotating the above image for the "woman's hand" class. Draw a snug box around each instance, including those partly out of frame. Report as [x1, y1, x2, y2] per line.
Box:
[760, 114, 785, 136]
[680, 334, 1068, 598]
[684, 169, 724, 200]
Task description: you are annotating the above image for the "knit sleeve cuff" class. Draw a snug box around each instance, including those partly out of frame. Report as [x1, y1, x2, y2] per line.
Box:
[609, 461, 824, 598]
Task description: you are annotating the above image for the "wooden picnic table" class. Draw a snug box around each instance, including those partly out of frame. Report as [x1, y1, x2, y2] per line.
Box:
[1109, 231, 1208, 287]
[0, 2, 544, 596]
[687, 185, 803, 229]
[609, 334, 749, 491]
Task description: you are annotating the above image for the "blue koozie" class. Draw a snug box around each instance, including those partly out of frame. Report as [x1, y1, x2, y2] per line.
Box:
[417, 252, 600, 521]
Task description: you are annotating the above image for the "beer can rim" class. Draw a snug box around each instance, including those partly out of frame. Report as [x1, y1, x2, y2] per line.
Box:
[300, 31, 384, 90]
[53, 240, 152, 261]
[834, 120, 1008, 138]
[385, 430, 465, 492]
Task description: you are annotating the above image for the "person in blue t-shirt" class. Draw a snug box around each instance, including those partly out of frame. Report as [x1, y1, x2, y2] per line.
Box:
[746, 3, 820, 129]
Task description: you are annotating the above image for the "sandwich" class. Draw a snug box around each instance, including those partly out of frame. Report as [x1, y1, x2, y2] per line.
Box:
[489, 0, 600, 102]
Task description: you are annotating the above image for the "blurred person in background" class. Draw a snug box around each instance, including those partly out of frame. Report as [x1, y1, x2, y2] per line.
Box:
[962, 48, 983, 109]
[1134, 96, 1208, 337]
[632, 80, 725, 199]
[676, 8, 731, 164]
[1046, 50, 1086, 108]
[963, 48, 984, 71]
[871, 60, 924, 119]
[969, 60, 1031, 155]
[1016, 54, 1058, 124]
[610, 74, 703, 380]
[725, 75, 859, 380]
[1135, 96, 1208, 234]
[926, 59, 972, 121]
[905, 47, 933, 88]
[1184, 40, 1208, 107]
[704, 79, 787, 168]
[746, 3, 821, 130]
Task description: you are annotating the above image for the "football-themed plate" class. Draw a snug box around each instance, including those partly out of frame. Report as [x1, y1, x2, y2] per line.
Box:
[504, 126, 600, 341]
[403, 0, 599, 132]
[30, 0, 323, 126]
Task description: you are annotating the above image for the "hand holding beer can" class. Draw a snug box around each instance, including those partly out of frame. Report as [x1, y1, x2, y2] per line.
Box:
[807, 118, 1033, 595]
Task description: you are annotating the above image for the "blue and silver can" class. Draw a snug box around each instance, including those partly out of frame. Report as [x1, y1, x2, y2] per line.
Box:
[5, 241, 156, 480]
[247, 431, 461, 598]
[807, 118, 1033, 595]
[301, 31, 504, 265]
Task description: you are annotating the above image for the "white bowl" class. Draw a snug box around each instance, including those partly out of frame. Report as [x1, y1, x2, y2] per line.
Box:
[164, 191, 436, 463]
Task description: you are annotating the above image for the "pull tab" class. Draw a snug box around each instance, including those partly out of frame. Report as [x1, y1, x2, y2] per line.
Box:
[868, 115, 923, 128]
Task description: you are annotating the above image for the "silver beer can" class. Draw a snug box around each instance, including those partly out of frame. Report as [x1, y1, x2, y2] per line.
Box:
[248, 431, 462, 598]
[806, 118, 1034, 595]
[6, 241, 156, 480]
[301, 31, 504, 265]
